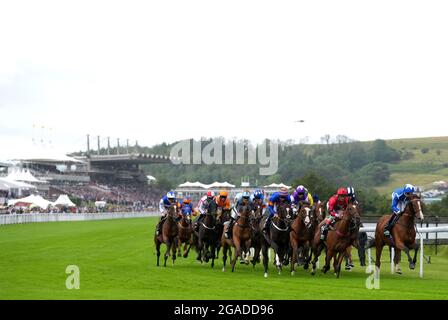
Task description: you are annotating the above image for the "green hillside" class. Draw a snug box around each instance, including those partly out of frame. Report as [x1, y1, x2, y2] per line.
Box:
[374, 137, 448, 194]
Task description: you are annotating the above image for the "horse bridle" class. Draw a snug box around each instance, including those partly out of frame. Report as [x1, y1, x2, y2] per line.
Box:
[235, 205, 252, 228]
[272, 205, 291, 232]
[201, 210, 217, 230]
[337, 206, 361, 233]
[397, 198, 423, 229]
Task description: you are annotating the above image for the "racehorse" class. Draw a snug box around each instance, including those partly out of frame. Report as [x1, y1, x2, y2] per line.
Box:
[374, 194, 424, 274]
[260, 202, 292, 277]
[310, 203, 361, 278]
[177, 211, 193, 258]
[215, 207, 231, 259]
[155, 204, 179, 267]
[221, 204, 253, 272]
[290, 202, 316, 275]
[249, 204, 264, 268]
[299, 200, 326, 270]
[193, 200, 220, 268]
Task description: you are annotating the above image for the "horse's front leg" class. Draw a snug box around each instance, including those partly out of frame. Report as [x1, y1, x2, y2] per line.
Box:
[231, 239, 242, 272]
[401, 245, 415, 270]
[271, 242, 282, 275]
[412, 241, 419, 266]
[335, 251, 346, 278]
[290, 238, 298, 276]
[177, 237, 182, 258]
[172, 237, 178, 266]
[261, 243, 269, 278]
[164, 239, 171, 267]
[210, 242, 216, 269]
[322, 248, 333, 274]
[197, 238, 203, 263]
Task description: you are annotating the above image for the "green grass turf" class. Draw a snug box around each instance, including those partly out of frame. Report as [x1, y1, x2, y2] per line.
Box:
[1, 217, 447, 300]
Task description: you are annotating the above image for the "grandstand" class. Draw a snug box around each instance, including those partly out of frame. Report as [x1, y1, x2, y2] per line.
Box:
[1, 147, 175, 213]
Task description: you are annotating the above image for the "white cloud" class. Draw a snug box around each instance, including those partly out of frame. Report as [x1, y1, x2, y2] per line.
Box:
[1, 0, 447, 156]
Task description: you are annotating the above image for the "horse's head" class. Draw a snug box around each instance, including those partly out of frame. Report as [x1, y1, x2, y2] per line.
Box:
[298, 203, 312, 227]
[345, 203, 361, 230]
[181, 212, 192, 223]
[252, 205, 263, 220]
[216, 206, 223, 220]
[168, 203, 178, 216]
[276, 202, 292, 220]
[408, 194, 424, 221]
[314, 200, 326, 222]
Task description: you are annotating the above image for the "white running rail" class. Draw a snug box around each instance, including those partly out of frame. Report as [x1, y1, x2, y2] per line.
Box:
[0, 212, 160, 225]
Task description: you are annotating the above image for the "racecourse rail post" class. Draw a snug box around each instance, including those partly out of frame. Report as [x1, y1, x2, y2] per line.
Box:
[367, 248, 372, 270]
[435, 216, 439, 256]
[390, 247, 394, 274]
[420, 235, 424, 278]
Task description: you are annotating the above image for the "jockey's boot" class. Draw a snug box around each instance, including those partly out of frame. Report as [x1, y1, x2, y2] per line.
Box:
[156, 216, 167, 236]
[194, 215, 204, 232]
[225, 217, 235, 239]
[384, 214, 399, 237]
[320, 224, 329, 241]
[263, 216, 273, 235]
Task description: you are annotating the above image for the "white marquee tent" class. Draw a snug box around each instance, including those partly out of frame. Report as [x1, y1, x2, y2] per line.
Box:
[8, 194, 53, 209]
[178, 181, 236, 189]
[53, 194, 76, 207]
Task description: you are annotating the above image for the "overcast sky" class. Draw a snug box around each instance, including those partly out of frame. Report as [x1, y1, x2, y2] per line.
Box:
[1, 0, 447, 157]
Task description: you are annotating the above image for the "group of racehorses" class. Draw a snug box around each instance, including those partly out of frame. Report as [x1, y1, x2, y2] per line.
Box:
[154, 194, 424, 278]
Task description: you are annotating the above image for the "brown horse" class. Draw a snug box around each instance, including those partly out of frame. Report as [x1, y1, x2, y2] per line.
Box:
[290, 203, 315, 275]
[310, 203, 361, 278]
[155, 204, 179, 267]
[221, 204, 253, 272]
[260, 202, 292, 277]
[177, 212, 193, 258]
[374, 194, 424, 274]
[302, 200, 327, 270]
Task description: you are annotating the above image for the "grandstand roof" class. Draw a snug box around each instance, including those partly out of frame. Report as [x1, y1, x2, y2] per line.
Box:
[85, 153, 176, 165]
[6, 147, 84, 164]
[0, 178, 37, 190]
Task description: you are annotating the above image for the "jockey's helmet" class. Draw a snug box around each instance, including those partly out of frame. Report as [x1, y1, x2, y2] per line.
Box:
[337, 188, 348, 196]
[166, 191, 176, 200]
[206, 191, 215, 199]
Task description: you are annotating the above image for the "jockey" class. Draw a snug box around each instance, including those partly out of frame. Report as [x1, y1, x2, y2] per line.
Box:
[215, 190, 231, 211]
[194, 191, 215, 232]
[225, 190, 251, 239]
[291, 185, 314, 213]
[320, 188, 349, 240]
[180, 196, 193, 221]
[251, 189, 267, 210]
[384, 184, 415, 237]
[263, 187, 291, 234]
[156, 191, 178, 236]
[347, 186, 359, 205]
